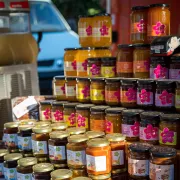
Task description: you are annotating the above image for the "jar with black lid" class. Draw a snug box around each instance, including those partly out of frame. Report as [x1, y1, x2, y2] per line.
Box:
[0, 149, 9, 178]
[39, 100, 52, 121]
[87, 57, 101, 77]
[169, 55, 180, 79]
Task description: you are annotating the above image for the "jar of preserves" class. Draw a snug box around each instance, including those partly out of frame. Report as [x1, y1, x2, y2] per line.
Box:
[76, 104, 95, 130]
[101, 57, 116, 78]
[71, 168, 87, 178]
[87, 57, 101, 77]
[39, 100, 52, 121]
[116, 44, 134, 78]
[86, 131, 105, 139]
[133, 44, 150, 78]
[148, 4, 170, 43]
[93, 13, 112, 47]
[67, 134, 88, 169]
[89, 173, 111, 180]
[64, 48, 78, 77]
[51, 169, 73, 180]
[105, 78, 120, 106]
[0, 149, 9, 178]
[94, 47, 112, 57]
[131, 6, 148, 44]
[73, 177, 92, 180]
[86, 138, 111, 175]
[51, 122, 67, 131]
[90, 78, 105, 105]
[90, 106, 110, 132]
[175, 81, 180, 112]
[122, 109, 144, 142]
[105, 108, 126, 134]
[169, 55, 180, 79]
[66, 127, 86, 136]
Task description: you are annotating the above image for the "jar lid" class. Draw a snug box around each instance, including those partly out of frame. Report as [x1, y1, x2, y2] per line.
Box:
[106, 77, 121, 83]
[4, 122, 19, 128]
[106, 107, 126, 114]
[18, 157, 37, 167]
[67, 127, 86, 135]
[140, 111, 163, 120]
[0, 149, 9, 157]
[89, 173, 111, 179]
[65, 76, 77, 81]
[19, 119, 37, 125]
[50, 131, 69, 139]
[156, 80, 175, 86]
[78, 47, 94, 50]
[150, 4, 170, 8]
[33, 163, 54, 173]
[64, 48, 78, 51]
[101, 57, 116, 62]
[118, 44, 133, 48]
[39, 100, 52, 105]
[87, 57, 101, 62]
[76, 104, 95, 110]
[137, 79, 155, 85]
[90, 77, 105, 82]
[122, 109, 144, 117]
[64, 103, 81, 108]
[4, 153, 23, 161]
[150, 146, 176, 157]
[32, 126, 52, 134]
[76, 77, 90, 81]
[106, 133, 126, 142]
[160, 114, 180, 122]
[35, 121, 51, 127]
[51, 122, 68, 131]
[94, 47, 110, 50]
[53, 164, 67, 168]
[86, 131, 105, 139]
[95, 13, 110, 17]
[129, 142, 152, 153]
[68, 134, 88, 143]
[111, 168, 127, 174]
[131, 6, 149, 10]
[73, 177, 92, 180]
[51, 169, 72, 179]
[87, 138, 110, 147]
[91, 106, 110, 112]
[121, 78, 138, 84]
[53, 76, 65, 80]
[18, 124, 34, 131]
[52, 101, 68, 106]
[132, 44, 150, 48]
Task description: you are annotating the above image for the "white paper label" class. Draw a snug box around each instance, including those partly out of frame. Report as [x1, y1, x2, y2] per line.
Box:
[49, 145, 66, 160]
[4, 168, 17, 180]
[54, 85, 65, 96]
[112, 150, 124, 166]
[32, 140, 48, 154]
[66, 86, 76, 97]
[17, 172, 32, 180]
[17, 136, 32, 150]
[3, 133, 18, 147]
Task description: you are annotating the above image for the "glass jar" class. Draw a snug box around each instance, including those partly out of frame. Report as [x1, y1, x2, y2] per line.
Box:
[169, 55, 180, 79]
[51, 169, 72, 180]
[71, 168, 88, 178]
[86, 138, 111, 175]
[147, 4, 170, 43]
[67, 134, 88, 169]
[175, 81, 180, 112]
[90, 78, 105, 105]
[51, 122, 67, 131]
[90, 106, 110, 132]
[76, 78, 90, 103]
[105, 78, 120, 106]
[72, 177, 92, 180]
[86, 131, 105, 139]
[32, 163, 54, 180]
[122, 109, 144, 142]
[0, 149, 9, 178]
[101, 57, 116, 78]
[116, 44, 134, 78]
[131, 6, 148, 44]
[94, 47, 112, 57]
[89, 173, 111, 180]
[64, 48, 78, 77]
[120, 78, 137, 108]
[149, 146, 176, 180]
[140, 112, 162, 145]
[76, 104, 95, 130]
[66, 127, 86, 136]
[105, 108, 126, 134]
[87, 57, 101, 77]
[39, 100, 52, 121]
[133, 44, 150, 78]
[92, 13, 112, 47]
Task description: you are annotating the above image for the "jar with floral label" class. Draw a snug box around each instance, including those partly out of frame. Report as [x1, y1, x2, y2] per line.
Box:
[122, 109, 144, 142]
[149, 146, 176, 180]
[39, 100, 52, 121]
[71, 168, 88, 178]
[66, 127, 86, 136]
[76, 104, 95, 130]
[0, 149, 9, 178]
[51, 122, 67, 131]
[67, 134, 88, 169]
[86, 138, 111, 175]
[86, 131, 105, 139]
[175, 81, 180, 112]
[51, 169, 73, 180]
[169, 55, 180, 79]
[94, 47, 112, 57]
[87, 57, 101, 77]
[105, 108, 126, 134]
[106, 134, 126, 170]
[89, 173, 111, 180]
[90, 78, 105, 105]
[4, 153, 23, 180]
[128, 143, 152, 179]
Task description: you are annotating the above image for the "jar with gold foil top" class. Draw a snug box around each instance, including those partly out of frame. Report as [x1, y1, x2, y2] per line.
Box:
[71, 168, 88, 178]
[19, 119, 37, 126]
[51, 169, 73, 180]
[0, 149, 9, 178]
[35, 121, 51, 127]
[87, 58, 101, 77]
[66, 127, 86, 136]
[73, 177, 92, 180]
[94, 47, 112, 57]
[89, 173, 111, 180]
[86, 131, 105, 139]
[39, 100, 52, 121]
[51, 122, 67, 132]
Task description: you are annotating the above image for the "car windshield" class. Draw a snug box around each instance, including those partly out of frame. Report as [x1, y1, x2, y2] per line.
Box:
[29, 1, 68, 32]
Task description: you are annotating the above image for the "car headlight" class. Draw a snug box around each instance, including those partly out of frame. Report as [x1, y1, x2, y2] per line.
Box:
[56, 59, 64, 67]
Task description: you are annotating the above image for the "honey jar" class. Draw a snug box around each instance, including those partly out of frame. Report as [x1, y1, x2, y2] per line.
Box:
[87, 57, 101, 77]
[94, 47, 112, 57]
[39, 100, 52, 121]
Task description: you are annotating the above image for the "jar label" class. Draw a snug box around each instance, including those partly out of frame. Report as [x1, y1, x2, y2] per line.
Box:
[86, 154, 106, 172]
[17, 172, 32, 180]
[79, 26, 92, 37]
[117, 61, 133, 73]
[49, 144, 66, 160]
[4, 168, 17, 180]
[32, 140, 48, 155]
[159, 128, 177, 145]
[76, 86, 90, 100]
[66, 85, 76, 97]
[105, 120, 113, 134]
[90, 120, 105, 132]
[149, 163, 174, 180]
[54, 85, 65, 96]
[101, 66, 116, 78]
[150, 21, 166, 36]
[87, 65, 101, 77]
[64, 60, 77, 71]
[122, 122, 139, 137]
[93, 26, 111, 37]
[150, 65, 168, 79]
[17, 136, 32, 150]
[77, 60, 88, 72]
[112, 150, 124, 166]
[52, 110, 64, 122]
[128, 158, 149, 176]
[0, 163, 4, 176]
[175, 95, 180, 108]
[90, 89, 105, 101]
[67, 150, 86, 166]
[121, 89, 137, 103]
[140, 125, 159, 141]
[169, 69, 180, 79]
[131, 19, 146, 33]
[3, 133, 18, 147]
[76, 114, 88, 129]
[105, 90, 120, 103]
[40, 108, 51, 121]
[137, 90, 153, 105]
[64, 114, 76, 127]
[134, 60, 149, 73]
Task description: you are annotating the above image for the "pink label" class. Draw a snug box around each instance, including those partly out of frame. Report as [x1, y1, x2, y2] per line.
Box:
[41, 108, 51, 120]
[90, 64, 101, 76]
[86, 26, 92, 36]
[153, 21, 166, 36]
[150, 65, 168, 79]
[122, 121, 139, 137]
[52, 110, 63, 122]
[140, 125, 159, 140]
[126, 88, 137, 101]
[169, 69, 180, 79]
[77, 60, 88, 72]
[137, 89, 153, 105]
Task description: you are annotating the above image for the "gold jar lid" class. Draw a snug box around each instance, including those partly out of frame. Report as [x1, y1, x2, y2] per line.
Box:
[73, 177, 92, 180]
[33, 163, 54, 173]
[50, 131, 69, 139]
[67, 127, 86, 135]
[51, 169, 72, 179]
[4, 122, 19, 128]
[87, 138, 109, 147]
[111, 168, 127, 174]
[89, 173, 111, 180]
[68, 134, 88, 143]
[18, 124, 34, 131]
[51, 122, 67, 131]
[106, 133, 126, 142]
[86, 131, 105, 139]
[35, 121, 51, 127]
[19, 119, 37, 125]
[0, 149, 9, 157]
[18, 157, 37, 167]
[4, 153, 23, 161]
[32, 126, 52, 134]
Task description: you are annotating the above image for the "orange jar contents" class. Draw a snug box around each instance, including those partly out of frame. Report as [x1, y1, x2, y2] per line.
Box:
[131, 6, 149, 44]
[86, 131, 105, 139]
[94, 47, 112, 57]
[133, 44, 150, 78]
[87, 58, 101, 77]
[93, 13, 112, 47]
[39, 100, 52, 121]
[86, 138, 111, 175]
[66, 127, 86, 136]
[51, 122, 67, 131]
[89, 173, 111, 180]
[51, 169, 73, 180]
[64, 48, 78, 77]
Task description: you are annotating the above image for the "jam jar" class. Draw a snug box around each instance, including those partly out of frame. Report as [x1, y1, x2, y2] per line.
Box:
[71, 168, 88, 178]
[101, 57, 116, 78]
[51, 122, 67, 131]
[94, 47, 112, 57]
[39, 100, 52, 121]
[0, 149, 9, 178]
[105, 78, 120, 106]
[51, 169, 73, 180]
[16, 157, 37, 179]
[87, 57, 101, 77]
[149, 146, 176, 180]
[86, 131, 105, 139]
[122, 109, 144, 142]
[32, 163, 54, 180]
[175, 81, 180, 112]
[89, 173, 111, 180]
[105, 107, 126, 134]
[66, 127, 86, 136]
[72, 177, 92, 180]
[90, 78, 105, 105]
[120, 78, 137, 108]
[170, 55, 180, 79]
[116, 44, 134, 78]
[67, 134, 88, 169]
[76, 78, 90, 103]
[76, 104, 95, 130]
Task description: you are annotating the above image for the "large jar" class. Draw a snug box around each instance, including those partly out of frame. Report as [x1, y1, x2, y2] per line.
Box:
[133, 44, 150, 78]
[131, 6, 149, 44]
[87, 57, 101, 77]
[39, 100, 52, 121]
[94, 47, 112, 57]
[51, 122, 67, 132]
[116, 44, 134, 78]
[175, 81, 180, 112]
[86, 131, 105, 139]
[0, 149, 9, 178]
[148, 4, 170, 43]
[169, 55, 180, 79]
[51, 169, 73, 180]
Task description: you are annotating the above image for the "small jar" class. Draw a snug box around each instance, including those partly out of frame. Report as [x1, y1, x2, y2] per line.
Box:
[101, 57, 116, 78]
[133, 44, 150, 78]
[76, 78, 90, 103]
[86, 138, 111, 175]
[51, 169, 73, 180]
[105, 78, 120, 106]
[90, 106, 110, 132]
[122, 109, 144, 142]
[105, 108, 126, 134]
[106, 134, 126, 170]
[140, 112, 162, 145]
[73, 177, 92, 180]
[0, 149, 9, 178]
[169, 55, 180, 79]
[17, 157, 37, 179]
[116, 44, 134, 78]
[175, 81, 180, 112]
[87, 57, 101, 77]
[76, 104, 95, 130]
[66, 127, 86, 136]
[120, 78, 137, 108]
[51, 122, 68, 131]
[32, 163, 54, 180]
[39, 100, 52, 121]
[86, 131, 105, 139]
[71, 168, 88, 178]
[89, 173, 111, 180]
[67, 134, 88, 169]
[90, 78, 105, 105]
[94, 47, 112, 57]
